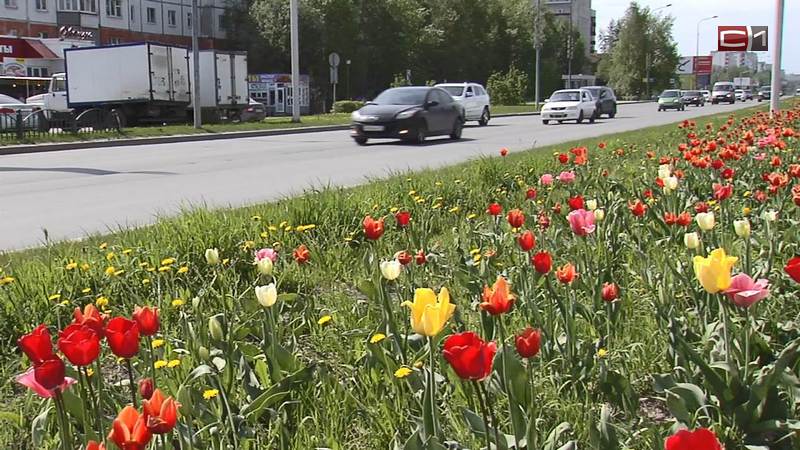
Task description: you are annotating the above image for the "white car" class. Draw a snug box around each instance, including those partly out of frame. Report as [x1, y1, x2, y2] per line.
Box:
[701, 90, 711, 102]
[0, 94, 41, 130]
[735, 89, 745, 101]
[541, 89, 598, 124]
[436, 82, 491, 126]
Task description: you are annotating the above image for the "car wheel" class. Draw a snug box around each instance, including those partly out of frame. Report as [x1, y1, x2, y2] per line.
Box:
[542, 119, 549, 125]
[478, 107, 490, 126]
[576, 110, 584, 124]
[589, 111, 596, 123]
[450, 119, 463, 140]
[354, 137, 368, 146]
[658, 107, 662, 111]
[558, 120, 564, 124]
[415, 125, 427, 144]
[608, 109, 616, 118]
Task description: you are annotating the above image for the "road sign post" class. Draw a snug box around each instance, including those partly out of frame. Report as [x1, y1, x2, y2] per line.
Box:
[329, 52, 340, 110]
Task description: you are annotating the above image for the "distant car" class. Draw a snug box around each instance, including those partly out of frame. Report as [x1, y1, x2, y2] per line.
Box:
[658, 90, 685, 111]
[757, 87, 771, 102]
[681, 90, 705, 107]
[541, 89, 598, 124]
[700, 90, 711, 102]
[796, 87, 800, 96]
[435, 82, 491, 126]
[711, 82, 736, 104]
[741, 89, 753, 100]
[240, 98, 266, 122]
[350, 86, 465, 145]
[584, 86, 617, 118]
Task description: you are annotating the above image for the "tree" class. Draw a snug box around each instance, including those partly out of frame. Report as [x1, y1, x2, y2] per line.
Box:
[596, 2, 679, 98]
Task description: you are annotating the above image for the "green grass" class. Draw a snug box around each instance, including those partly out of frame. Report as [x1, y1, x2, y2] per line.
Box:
[0, 99, 798, 449]
[492, 104, 540, 114]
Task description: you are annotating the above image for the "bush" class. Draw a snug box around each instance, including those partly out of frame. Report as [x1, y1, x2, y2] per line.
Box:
[487, 67, 528, 105]
[331, 100, 365, 113]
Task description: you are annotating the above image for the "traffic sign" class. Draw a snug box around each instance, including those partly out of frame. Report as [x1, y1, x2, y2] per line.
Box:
[328, 52, 340, 68]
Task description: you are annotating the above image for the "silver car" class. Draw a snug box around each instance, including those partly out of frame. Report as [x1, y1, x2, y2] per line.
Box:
[435, 82, 491, 126]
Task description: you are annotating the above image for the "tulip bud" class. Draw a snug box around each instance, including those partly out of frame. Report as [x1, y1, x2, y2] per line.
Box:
[256, 257, 273, 276]
[601, 283, 619, 302]
[586, 199, 598, 211]
[696, 212, 715, 231]
[380, 260, 402, 281]
[255, 283, 278, 308]
[198, 346, 210, 361]
[139, 378, 154, 400]
[593, 209, 605, 222]
[658, 164, 671, 180]
[205, 248, 220, 265]
[733, 219, 751, 238]
[763, 210, 778, 222]
[208, 317, 224, 341]
[684, 232, 700, 249]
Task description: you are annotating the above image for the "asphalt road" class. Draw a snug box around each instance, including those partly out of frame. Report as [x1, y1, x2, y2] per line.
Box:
[1, 100, 762, 251]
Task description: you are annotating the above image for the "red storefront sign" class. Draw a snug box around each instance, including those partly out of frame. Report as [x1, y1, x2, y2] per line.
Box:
[693, 56, 712, 75]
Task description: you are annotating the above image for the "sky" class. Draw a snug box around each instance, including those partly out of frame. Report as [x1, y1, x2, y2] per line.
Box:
[595, 0, 800, 74]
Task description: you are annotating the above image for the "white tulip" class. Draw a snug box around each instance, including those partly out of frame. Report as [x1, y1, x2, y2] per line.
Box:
[256, 257, 274, 275]
[380, 260, 402, 281]
[696, 212, 715, 231]
[664, 176, 678, 192]
[593, 209, 605, 222]
[763, 210, 778, 222]
[733, 219, 751, 238]
[658, 164, 672, 180]
[205, 248, 220, 265]
[586, 199, 598, 211]
[255, 283, 278, 308]
[684, 232, 700, 249]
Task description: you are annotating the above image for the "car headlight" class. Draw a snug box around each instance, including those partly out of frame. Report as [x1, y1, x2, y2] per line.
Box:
[351, 111, 363, 121]
[396, 109, 420, 120]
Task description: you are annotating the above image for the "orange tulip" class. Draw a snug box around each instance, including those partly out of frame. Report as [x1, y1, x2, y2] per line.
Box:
[107, 406, 151, 450]
[143, 389, 181, 434]
[479, 276, 515, 315]
[556, 263, 577, 284]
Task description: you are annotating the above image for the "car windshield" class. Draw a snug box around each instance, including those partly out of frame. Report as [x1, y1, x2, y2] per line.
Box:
[0, 93, 21, 104]
[373, 88, 429, 105]
[683, 91, 700, 96]
[760, 87, 771, 92]
[714, 84, 734, 91]
[52, 77, 66, 92]
[660, 90, 680, 98]
[439, 86, 465, 97]
[586, 88, 602, 98]
[550, 91, 581, 102]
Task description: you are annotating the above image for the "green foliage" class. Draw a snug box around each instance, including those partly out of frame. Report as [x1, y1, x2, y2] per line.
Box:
[331, 100, 365, 113]
[487, 67, 528, 105]
[390, 73, 411, 88]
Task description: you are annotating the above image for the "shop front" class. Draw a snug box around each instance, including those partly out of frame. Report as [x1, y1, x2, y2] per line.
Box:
[248, 74, 310, 116]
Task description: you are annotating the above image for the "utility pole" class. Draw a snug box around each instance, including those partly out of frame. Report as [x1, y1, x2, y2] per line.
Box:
[566, 1, 573, 88]
[770, 0, 784, 116]
[290, 0, 301, 123]
[534, 0, 542, 108]
[191, 0, 201, 129]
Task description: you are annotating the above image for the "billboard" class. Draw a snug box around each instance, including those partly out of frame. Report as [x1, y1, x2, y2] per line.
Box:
[677, 57, 693, 75]
[693, 56, 712, 75]
[718, 26, 768, 52]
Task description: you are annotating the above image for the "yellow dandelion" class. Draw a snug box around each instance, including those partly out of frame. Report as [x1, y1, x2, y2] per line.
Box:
[203, 389, 219, 400]
[390, 207, 399, 213]
[99, 242, 108, 250]
[413, 361, 424, 369]
[158, 266, 172, 273]
[95, 296, 109, 307]
[48, 294, 61, 301]
[222, 258, 230, 265]
[151, 339, 165, 349]
[435, 181, 443, 186]
[303, 224, 316, 231]
[105, 266, 116, 276]
[142, 278, 151, 285]
[251, 215, 262, 221]
[122, 249, 133, 255]
[415, 197, 425, 204]
[597, 348, 609, 358]
[278, 221, 288, 228]
[742, 207, 751, 216]
[743, 191, 752, 198]
[171, 298, 185, 308]
[260, 231, 269, 239]
[473, 254, 482, 263]
[0, 276, 16, 286]
[707, 200, 718, 206]
[394, 367, 413, 378]
[467, 213, 478, 220]
[469, 249, 481, 255]
[139, 262, 149, 268]
[369, 333, 386, 344]
[161, 258, 176, 266]
[154, 360, 168, 369]
[284, 226, 292, 232]
[432, 203, 442, 210]
[106, 252, 116, 261]
[408, 190, 417, 196]
[80, 263, 90, 271]
[268, 225, 278, 232]
[113, 270, 125, 276]
[81, 287, 92, 294]
[65, 261, 78, 270]
[177, 266, 189, 274]
[60, 300, 70, 306]
[318, 315, 333, 326]
[448, 206, 460, 213]
[167, 359, 181, 368]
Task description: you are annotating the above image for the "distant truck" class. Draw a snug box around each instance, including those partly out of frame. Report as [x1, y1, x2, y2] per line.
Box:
[34, 43, 249, 126]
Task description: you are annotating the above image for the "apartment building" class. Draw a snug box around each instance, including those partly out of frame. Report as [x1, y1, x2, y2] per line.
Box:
[711, 51, 759, 72]
[543, 0, 596, 55]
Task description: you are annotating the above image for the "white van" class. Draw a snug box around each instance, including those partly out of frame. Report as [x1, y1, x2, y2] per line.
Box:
[711, 82, 735, 104]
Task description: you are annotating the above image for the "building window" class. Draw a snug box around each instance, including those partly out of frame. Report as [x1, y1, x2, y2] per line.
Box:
[146, 7, 156, 24]
[130, 5, 134, 21]
[167, 10, 176, 27]
[4, 0, 18, 8]
[8, 29, 17, 36]
[58, 0, 97, 13]
[27, 68, 49, 77]
[110, 37, 120, 45]
[36, 0, 47, 10]
[106, 0, 121, 17]
[187, 12, 191, 29]
[218, 14, 225, 31]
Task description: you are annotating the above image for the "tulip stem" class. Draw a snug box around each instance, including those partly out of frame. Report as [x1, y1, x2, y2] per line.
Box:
[54, 389, 72, 450]
[147, 336, 158, 390]
[497, 316, 521, 449]
[94, 359, 104, 436]
[472, 381, 492, 450]
[478, 380, 501, 448]
[744, 307, 751, 381]
[526, 361, 537, 450]
[427, 336, 439, 440]
[125, 358, 138, 408]
[82, 366, 99, 435]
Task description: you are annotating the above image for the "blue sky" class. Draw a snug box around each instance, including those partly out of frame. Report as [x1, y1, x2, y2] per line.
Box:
[595, 0, 799, 73]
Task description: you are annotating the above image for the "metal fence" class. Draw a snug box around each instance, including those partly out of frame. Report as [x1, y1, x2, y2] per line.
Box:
[0, 108, 123, 141]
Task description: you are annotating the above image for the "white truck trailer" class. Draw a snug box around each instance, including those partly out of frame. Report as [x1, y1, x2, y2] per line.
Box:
[189, 50, 249, 121]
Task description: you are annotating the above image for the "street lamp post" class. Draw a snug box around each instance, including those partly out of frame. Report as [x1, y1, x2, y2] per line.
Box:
[346, 59, 351, 100]
[695, 15, 718, 89]
[770, 0, 785, 116]
[534, 0, 541, 108]
[290, 0, 300, 123]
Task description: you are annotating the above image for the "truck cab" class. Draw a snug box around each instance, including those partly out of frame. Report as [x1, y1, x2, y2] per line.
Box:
[42, 73, 71, 117]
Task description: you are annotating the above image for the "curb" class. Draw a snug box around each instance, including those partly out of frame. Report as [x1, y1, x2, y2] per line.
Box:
[0, 100, 657, 156]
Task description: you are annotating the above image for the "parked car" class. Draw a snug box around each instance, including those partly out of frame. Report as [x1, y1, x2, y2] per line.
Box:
[435, 82, 491, 126]
[541, 89, 598, 124]
[757, 87, 771, 102]
[0, 94, 41, 130]
[240, 98, 266, 122]
[681, 90, 705, 107]
[741, 89, 753, 100]
[584, 86, 617, 118]
[350, 86, 465, 145]
[735, 89, 747, 101]
[657, 90, 685, 111]
[796, 87, 800, 96]
[711, 82, 736, 104]
[700, 90, 712, 102]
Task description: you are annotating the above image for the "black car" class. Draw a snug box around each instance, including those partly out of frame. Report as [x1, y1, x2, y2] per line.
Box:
[757, 87, 771, 102]
[681, 90, 705, 107]
[350, 87, 465, 145]
[585, 86, 617, 118]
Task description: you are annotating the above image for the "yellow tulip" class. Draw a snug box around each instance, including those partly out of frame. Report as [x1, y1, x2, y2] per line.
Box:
[401, 288, 455, 337]
[693, 248, 738, 293]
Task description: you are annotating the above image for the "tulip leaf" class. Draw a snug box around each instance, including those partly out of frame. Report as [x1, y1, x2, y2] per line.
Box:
[357, 280, 378, 301]
[237, 342, 263, 360]
[31, 406, 50, 449]
[241, 365, 314, 421]
[184, 364, 214, 384]
[543, 422, 573, 450]
[400, 430, 424, 450]
[665, 383, 706, 425]
[0, 411, 21, 428]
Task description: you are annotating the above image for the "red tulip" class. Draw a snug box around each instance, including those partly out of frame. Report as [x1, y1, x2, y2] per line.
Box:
[628, 200, 647, 217]
[58, 323, 101, 367]
[415, 249, 427, 265]
[480, 276, 515, 315]
[133, 306, 159, 337]
[601, 283, 619, 302]
[786, 257, 800, 284]
[567, 195, 584, 211]
[139, 378, 154, 401]
[362, 215, 385, 240]
[73, 304, 106, 337]
[442, 331, 496, 381]
[713, 183, 733, 201]
[107, 406, 152, 450]
[676, 211, 692, 227]
[143, 389, 181, 434]
[499, 148, 509, 157]
[18, 324, 54, 365]
[507, 209, 525, 228]
[557, 153, 569, 164]
[15, 366, 75, 398]
[711, 159, 724, 170]
[293, 244, 310, 264]
[664, 428, 722, 450]
[531, 251, 552, 274]
[526, 188, 537, 200]
[537, 213, 551, 230]
[721, 167, 735, 179]
[664, 212, 677, 226]
[515, 328, 541, 359]
[694, 202, 709, 213]
[85, 441, 107, 450]
[395, 210, 411, 228]
[34, 356, 66, 391]
[395, 250, 412, 266]
[105, 317, 140, 359]
[517, 231, 536, 252]
[556, 263, 577, 284]
[487, 203, 502, 216]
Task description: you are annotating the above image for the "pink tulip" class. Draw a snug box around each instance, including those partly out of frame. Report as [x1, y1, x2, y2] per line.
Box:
[567, 209, 596, 236]
[255, 248, 278, 262]
[540, 174, 554, 185]
[754, 152, 767, 161]
[724, 274, 769, 308]
[15, 367, 76, 398]
[557, 171, 576, 184]
[757, 134, 778, 149]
